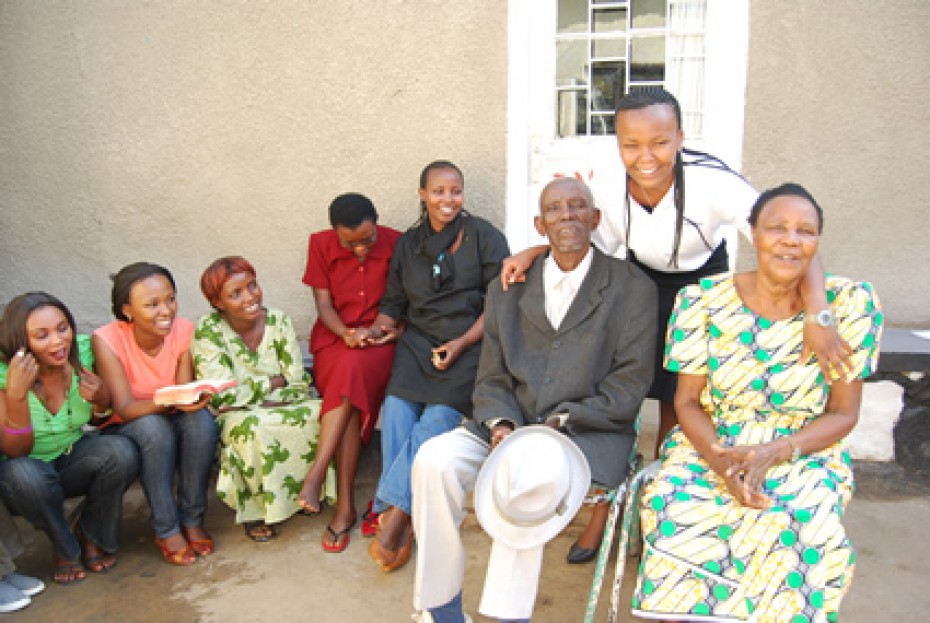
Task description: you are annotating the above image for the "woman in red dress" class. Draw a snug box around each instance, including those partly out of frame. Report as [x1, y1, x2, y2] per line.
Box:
[299, 193, 401, 552]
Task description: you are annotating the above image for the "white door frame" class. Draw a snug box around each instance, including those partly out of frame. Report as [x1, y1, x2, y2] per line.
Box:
[505, 0, 751, 252]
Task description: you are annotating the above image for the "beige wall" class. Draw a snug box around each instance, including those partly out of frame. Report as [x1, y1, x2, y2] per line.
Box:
[0, 1, 509, 335]
[3, 1, 927, 333]
[742, 1, 930, 326]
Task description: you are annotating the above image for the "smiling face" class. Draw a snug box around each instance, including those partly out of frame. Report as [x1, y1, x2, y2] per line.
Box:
[419, 167, 464, 232]
[751, 194, 821, 283]
[535, 178, 601, 267]
[124, 274, 177, 338]
[615, 103, 684, 204]
[214, 271, 264, 324]
[25, 305, 74, 367]
[335, 219, 378, 262]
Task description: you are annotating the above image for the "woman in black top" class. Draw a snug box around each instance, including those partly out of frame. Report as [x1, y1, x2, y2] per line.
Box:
[366, 160, 509, 572]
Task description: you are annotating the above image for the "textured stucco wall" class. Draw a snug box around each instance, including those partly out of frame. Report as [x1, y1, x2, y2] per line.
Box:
[0, 1, 508, 335]
[742, 1, 930, 326]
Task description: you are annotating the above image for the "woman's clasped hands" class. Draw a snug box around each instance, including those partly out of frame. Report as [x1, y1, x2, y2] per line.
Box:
[711, 440, 790, 510]
[342, 325, 401, 349]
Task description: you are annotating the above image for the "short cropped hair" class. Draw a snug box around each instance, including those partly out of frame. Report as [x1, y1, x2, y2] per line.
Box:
[329, 193, 378, 229]
[199, 256, 257, 309]
[749, 183, 824, 233]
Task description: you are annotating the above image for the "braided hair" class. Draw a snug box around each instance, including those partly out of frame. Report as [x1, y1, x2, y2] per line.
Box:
[615, 88, 689, 267]
[618, 88, 748, 268]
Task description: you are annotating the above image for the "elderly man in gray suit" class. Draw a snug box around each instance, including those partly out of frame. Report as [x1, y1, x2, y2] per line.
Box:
[410, 176, 657, 623]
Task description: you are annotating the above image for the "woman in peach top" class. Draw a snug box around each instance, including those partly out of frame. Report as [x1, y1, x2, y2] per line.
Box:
[93, 262, 218, 566]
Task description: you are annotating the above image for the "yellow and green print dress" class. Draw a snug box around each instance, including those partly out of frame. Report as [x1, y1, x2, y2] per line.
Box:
[192, 308, 336, 525]
[633, 275, 882, 623]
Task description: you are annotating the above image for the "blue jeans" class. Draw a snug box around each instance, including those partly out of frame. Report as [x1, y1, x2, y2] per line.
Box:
[102, 409, 217, 539]
[373, 396, 462, 514]
[0, 433, 139, 562]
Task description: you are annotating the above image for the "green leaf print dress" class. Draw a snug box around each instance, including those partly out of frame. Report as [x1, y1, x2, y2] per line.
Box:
[192, 308, 336, 524]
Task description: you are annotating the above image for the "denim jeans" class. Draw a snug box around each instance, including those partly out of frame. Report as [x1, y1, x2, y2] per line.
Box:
[373, 396, 462, 515]
[0, 500, 24, 576]
[102, 409, 217, 539]
[428, 592, 466, 623]
[427, 592, 528, 623]
[0, 433, 139, 562]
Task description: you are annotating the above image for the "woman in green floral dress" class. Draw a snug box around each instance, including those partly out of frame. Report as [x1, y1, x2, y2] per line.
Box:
[192, 256, 335, 541]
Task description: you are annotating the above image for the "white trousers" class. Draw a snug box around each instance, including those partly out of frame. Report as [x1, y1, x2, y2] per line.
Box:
[412, 428, 545, 621]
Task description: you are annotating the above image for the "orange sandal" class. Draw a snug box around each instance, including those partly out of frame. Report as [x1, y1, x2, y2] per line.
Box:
[155, 536, 196, 566]
[182, 526, 214, 557]
[367, 525, 413, 572]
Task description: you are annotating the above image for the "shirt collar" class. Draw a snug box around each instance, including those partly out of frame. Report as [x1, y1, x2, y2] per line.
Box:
[543, 245, 594, 293]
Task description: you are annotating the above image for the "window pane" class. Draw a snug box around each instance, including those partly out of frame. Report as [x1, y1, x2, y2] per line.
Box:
[558, 90, 588, 137]
[593, 8, 627, 34]
[557, 0, 588, 34]
[556, 39, 588, 87]
[593, 37, 627, 58]
[592, 61, 625, 111]
[591, 113, 616, 135]
[630, 36, 665, 81]
[631, 0, 666, 28]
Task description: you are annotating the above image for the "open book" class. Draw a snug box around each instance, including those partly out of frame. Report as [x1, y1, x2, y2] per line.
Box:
[153, 379, 237, 406]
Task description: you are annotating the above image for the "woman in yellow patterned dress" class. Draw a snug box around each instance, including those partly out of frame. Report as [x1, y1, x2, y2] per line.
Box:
[633, 184, 882, 623]
[192, 257, 335, 541]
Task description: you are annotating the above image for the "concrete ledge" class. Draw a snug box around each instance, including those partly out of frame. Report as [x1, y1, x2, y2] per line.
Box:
[878, 328, 930, 372]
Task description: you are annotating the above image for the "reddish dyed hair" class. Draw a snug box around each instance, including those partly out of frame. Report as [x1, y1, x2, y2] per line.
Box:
[200, 256, 257, 309]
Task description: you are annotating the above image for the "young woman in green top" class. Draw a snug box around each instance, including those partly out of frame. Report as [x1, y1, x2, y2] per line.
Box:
[0, 292, 139, 584]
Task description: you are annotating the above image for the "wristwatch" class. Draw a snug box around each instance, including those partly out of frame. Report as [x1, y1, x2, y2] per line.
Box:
[805, 308, 835, 327]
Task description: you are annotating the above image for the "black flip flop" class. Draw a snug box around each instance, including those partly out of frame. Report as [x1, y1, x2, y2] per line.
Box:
[322, 519, 357, 553]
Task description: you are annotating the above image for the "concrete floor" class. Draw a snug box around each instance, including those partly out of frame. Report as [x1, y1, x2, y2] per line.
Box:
[6, 402, 930, 622]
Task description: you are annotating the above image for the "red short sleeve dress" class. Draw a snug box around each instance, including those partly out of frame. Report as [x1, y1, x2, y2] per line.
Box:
[303, 225, 401, 444]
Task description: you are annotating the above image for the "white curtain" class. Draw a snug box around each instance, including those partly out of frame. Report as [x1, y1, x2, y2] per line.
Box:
[666, 0, 707, 138]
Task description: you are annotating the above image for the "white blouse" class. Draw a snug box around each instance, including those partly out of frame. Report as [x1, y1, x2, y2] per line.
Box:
[589, 150, 759, 273]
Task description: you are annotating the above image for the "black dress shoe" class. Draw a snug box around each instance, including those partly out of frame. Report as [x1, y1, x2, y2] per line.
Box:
[566, 541, 598, 564]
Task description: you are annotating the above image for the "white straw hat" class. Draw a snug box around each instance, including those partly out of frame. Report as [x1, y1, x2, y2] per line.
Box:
[475, 425, 590, 550]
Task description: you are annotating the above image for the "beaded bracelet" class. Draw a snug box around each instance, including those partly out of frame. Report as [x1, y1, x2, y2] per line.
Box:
[3, 424, 33, 435]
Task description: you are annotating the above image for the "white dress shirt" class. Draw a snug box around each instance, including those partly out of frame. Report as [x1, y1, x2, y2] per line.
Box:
[543, 246, 593, 330]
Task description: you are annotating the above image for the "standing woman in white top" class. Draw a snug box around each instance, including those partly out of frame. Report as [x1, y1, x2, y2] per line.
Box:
[502, 87, 852, 564]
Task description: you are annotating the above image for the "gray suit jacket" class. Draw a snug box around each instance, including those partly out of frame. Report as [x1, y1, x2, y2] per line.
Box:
[465, 247, 657, 487]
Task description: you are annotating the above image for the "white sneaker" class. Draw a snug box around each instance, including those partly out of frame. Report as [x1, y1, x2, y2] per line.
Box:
[0, 582, 30, 613]
[1, 572, 45, 597]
